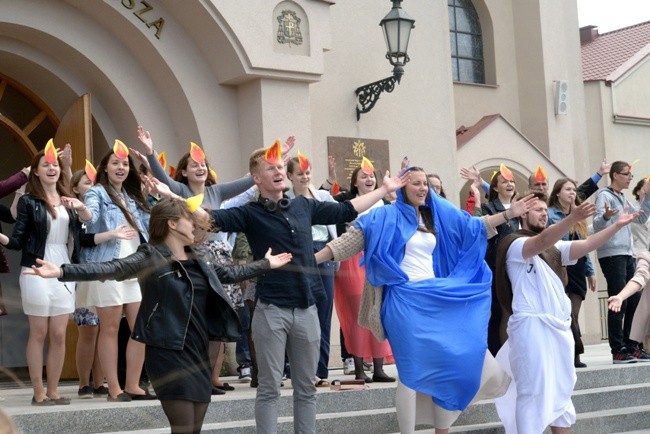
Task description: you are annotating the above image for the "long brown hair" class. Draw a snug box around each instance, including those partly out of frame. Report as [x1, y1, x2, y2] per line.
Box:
[548, 178, 587, 238]
[148, 198, 212, 246]
[94, 150, 150, 229]
[27, 150, 69, 218]
[172, 152, 217, 186]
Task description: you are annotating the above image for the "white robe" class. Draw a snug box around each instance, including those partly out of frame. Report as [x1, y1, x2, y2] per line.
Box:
[495, 238, 577, 434]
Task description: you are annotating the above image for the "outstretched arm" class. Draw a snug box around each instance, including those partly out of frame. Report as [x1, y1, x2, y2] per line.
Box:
[569, 208, 640, 260]
[521, 202, 596, 260]
[349, 171, 409, 213]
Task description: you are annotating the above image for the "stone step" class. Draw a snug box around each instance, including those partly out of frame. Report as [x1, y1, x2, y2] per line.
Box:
[7, 344, 650, 433]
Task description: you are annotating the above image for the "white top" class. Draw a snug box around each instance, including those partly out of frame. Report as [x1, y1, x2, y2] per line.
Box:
[400, 230, 436, 282]
[495, 237, 577, 433]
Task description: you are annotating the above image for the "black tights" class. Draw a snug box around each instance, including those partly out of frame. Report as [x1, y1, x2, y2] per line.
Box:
[160, 399, 209, 434]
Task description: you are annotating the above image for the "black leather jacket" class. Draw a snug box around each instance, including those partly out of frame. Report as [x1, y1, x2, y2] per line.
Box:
[5, 194, 82, 267]
[59, 243, 270, 350]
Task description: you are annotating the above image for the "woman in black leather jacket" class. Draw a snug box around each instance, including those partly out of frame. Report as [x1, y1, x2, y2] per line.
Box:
[26, 197, 292, 434]
[0, 148, 83, 406]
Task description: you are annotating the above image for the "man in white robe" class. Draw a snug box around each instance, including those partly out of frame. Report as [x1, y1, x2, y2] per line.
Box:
[494, 194, 637, 434]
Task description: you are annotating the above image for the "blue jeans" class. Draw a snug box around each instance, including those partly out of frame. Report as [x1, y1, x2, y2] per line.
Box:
[599, 255, 641, 353]
[253, 301, 319, 434]
[314, 242, 335, 379]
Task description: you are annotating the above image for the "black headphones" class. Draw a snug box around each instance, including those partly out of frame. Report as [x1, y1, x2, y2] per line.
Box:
[259, 195, 291, 213]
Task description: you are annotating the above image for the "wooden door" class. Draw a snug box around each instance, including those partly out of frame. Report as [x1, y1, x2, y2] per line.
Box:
[55, 94, 93, 380]
[54, 93, 93, 171]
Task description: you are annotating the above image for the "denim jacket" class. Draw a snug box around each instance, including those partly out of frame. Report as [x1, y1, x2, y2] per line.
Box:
[81, 184, 150, 263]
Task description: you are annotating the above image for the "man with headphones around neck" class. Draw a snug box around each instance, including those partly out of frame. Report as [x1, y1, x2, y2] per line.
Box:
[209, 147, 407, 434]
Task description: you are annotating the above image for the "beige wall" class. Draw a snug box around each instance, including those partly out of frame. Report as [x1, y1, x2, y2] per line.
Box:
[310, 0, 458, 198]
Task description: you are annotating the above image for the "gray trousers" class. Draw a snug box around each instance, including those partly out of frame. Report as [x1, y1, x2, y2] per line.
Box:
[253, 301, 320, 434]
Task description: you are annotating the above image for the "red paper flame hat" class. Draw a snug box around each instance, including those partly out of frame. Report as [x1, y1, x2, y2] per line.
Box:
[297, 150, 310, 172]
[189, 142, 206, 164]
[113, 139, 129, 160]
[44, 139, 57, 164]
[533, 165, 547, 183]
[85, 160, 97, 183]
[361, 157, 375, 175]
[264, 140, 282, 165]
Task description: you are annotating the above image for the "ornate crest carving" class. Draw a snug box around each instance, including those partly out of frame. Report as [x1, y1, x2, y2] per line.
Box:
[277, 10, 303, 46]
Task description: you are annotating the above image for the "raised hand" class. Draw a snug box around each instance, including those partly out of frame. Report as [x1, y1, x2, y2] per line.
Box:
[327, 155, 336, 180]
[137, 126, 154, 156]
[264, 248, 292, 269]
[509, 194, 537, 218]
[145, 176, 175, 199]
[571, 202, 596, 221]
[400, 156, 410, 171]
[460, 166, 482, 183]
[598, 160, 611, 176]
[129, 147, 151, 172]
[603, 203, 619, 220]
[58, 144, 73, 169]
[382, 170, 409, 193]
[23, 258, 61, 278]
[283, 136, 296, 154]
[615, 207, 641, 228]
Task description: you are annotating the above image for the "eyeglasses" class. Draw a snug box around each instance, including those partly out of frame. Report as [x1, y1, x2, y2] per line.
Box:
[617, 172, 634, 178]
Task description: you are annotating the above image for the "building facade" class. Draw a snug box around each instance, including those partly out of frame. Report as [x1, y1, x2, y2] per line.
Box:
[0, 0, 602, 369]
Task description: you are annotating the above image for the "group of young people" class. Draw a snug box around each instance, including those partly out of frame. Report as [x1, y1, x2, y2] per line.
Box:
[4, 128, 650, 434]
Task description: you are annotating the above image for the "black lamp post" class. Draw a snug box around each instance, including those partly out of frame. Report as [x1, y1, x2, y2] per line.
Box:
[355, 0, 415, 120]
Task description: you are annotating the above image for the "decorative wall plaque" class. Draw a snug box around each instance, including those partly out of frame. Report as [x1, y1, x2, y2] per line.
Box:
[277, 10, 303, 46]
[327, 136, 390, 189]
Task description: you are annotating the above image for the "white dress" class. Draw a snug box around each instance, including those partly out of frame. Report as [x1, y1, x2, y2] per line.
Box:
[86, 232, 141, 307]
[495, 238, 577, 433]
[20, 205, 75, 316]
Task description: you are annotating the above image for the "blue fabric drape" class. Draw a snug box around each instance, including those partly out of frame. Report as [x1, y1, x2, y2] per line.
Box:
[355, 188, 492, 410]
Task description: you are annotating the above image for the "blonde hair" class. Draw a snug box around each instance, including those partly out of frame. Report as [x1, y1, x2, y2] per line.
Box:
[248, 148, 267, 174]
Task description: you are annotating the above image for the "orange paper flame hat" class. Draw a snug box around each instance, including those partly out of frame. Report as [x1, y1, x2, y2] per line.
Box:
[264, 140, 282, 165]
[209, 168, 218, 183]
[185, 193, 204, 213]
[189, 142, 205, 164]
[361, 157, 375, 175]
[169, 165, 176, 178]
[113, 139, 129, 160]
[331, 181, 341, 196]
[630, 159, 640, 171]
[297, 150, 310, 172]
[85, 159, 97, 183]
[499, 163, 514, 181]
[44, 139, 57, 164]
[533, 165, 547, 183]
[157, 151, 167, 170]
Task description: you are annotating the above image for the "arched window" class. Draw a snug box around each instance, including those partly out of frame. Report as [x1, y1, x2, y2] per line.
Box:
[449, 0, 485, 84]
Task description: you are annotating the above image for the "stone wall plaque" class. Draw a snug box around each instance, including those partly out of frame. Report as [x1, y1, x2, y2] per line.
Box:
[327, 136, 390, 189]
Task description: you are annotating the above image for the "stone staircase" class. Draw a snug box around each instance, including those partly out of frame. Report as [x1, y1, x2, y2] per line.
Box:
[4, 344, 650, 433]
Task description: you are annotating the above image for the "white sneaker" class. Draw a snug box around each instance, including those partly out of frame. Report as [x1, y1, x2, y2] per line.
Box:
[343, 358, 355, 375]
[239, 367, 252, 382]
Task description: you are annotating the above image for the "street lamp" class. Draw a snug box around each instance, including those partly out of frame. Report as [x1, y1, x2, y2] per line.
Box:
[355, 0, 415, 120]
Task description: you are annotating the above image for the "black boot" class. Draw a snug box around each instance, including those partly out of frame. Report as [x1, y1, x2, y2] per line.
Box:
[354, 356, 372, 383]
[372, 357, 395, 382]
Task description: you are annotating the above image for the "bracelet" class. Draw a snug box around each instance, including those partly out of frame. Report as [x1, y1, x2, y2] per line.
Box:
[504, 208, 510, 220]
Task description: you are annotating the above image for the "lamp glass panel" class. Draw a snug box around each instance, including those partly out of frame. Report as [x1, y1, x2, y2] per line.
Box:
[382, 19, 399, 53]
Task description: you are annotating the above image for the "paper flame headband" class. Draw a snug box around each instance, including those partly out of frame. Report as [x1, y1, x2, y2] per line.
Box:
[113, 140, 129, 160]
[360, 157, 374, 175]
[85, 160, 97, 183]
[264, 140, 282, 165]
[533, 165, 547, 183]
[297, 150, 310, 172]
[186, 193, 204, 213]
[44, 139, 57, 164]
[189, 142, 205, 164]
